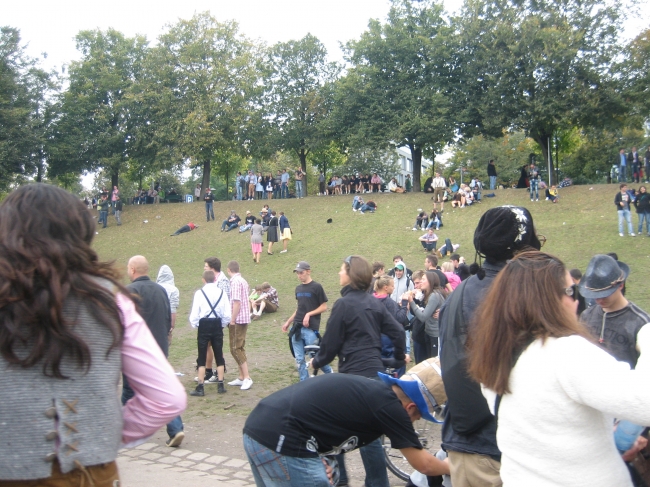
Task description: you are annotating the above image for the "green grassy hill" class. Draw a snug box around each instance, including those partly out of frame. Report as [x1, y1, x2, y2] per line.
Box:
[92, 185, 649, 419]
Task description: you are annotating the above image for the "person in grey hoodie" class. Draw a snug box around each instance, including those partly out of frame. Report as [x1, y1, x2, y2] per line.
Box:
[390, 261, 413, 302]
[404, 270, 446, 359]
[157, 265, 180, 344]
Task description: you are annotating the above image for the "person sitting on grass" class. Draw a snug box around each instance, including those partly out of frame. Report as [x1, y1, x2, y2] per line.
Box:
[251, 282, 279, 319]
[545, 185, 559, 203]
[353, 195, 364, 211]
[413, 210, 429, 231]
[388, 177, 406, 193]
[450, 190, 465, 208]
[221, 210, 241, 232]
[249, 285, 262, 312]
[371, 173, 382, 192]
[170, 222, 198, 236]
[360, 200, 377, 213]
[426, 209, 442, 230]
[438, 238, 460, 257]
[419, 228, 439, 252]
[239, 211, 256, 232]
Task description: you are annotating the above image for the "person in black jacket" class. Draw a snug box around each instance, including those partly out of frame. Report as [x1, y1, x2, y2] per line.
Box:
[125, 255, 184, 447]
[634, 185, 650, 236]
[310, 255, 406, 487]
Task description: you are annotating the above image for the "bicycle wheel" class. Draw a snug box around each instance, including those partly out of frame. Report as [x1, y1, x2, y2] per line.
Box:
[382, 417, 442, 481]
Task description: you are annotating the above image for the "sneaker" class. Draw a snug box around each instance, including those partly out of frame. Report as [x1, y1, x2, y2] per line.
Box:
[190, 384, 204, 397]
[228, 378, 244, 386]
[536, 198, 539, 201]
[241, 378, 253, 390]
[280, 250, 288, 253]
[207, 375, 219, 383]
[620, 233, 624, 237]
[631, 233, 636, 237]
[166, 431, 185, 447]
[217, 382, 226, 394]
[360, 211, 365, 214]
[412, 228, 417, 231]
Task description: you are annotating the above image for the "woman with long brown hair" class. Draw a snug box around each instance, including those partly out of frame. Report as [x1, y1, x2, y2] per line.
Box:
[0, 184, 186, 485]
[468, 251, 650, 486]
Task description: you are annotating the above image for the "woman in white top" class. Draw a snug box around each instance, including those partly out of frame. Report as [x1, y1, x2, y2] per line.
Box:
[468, 251, 650, 487]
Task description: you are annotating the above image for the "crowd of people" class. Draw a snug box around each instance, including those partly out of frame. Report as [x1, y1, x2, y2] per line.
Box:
[7, 181, 650, 487]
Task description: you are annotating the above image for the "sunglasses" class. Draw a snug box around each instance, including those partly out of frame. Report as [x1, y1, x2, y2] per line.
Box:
[564, 284, 578, 301]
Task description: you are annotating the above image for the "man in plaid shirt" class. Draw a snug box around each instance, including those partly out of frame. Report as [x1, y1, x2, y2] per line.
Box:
[226, 261, 253, 390]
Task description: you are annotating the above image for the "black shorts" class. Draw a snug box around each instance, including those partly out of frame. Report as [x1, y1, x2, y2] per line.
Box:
[197, 318, 225, 367]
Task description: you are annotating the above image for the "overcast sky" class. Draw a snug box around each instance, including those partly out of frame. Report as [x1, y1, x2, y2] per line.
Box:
[5, 0, 648, 73]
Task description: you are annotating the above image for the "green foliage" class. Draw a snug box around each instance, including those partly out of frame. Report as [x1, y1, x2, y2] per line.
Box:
[47, 29, 148, 187]
[449, 132, 539, 186]
[623, 29, 650, 123]
[260, 34, 340, 189]
[339, 147, 401, 181]
[454, 0, 628, 183]
[0, 27, 53, 191]
[335, 0, 456, 191]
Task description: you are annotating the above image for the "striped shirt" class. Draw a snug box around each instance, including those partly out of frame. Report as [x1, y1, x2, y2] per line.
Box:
[230, 273, 251, 324]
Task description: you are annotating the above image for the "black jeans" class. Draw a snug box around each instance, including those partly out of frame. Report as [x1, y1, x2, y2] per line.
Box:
[197, 318, 225, 367]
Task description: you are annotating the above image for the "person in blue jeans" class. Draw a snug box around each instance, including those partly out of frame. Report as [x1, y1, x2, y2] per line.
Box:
[204, 189, 215, 221]
[487, 159, 497, 190]
[236, 172, 244, 201]
[619, 148, 628, 182]
[98, 195, 109, 228]
[242, 365, 449, 487]
[634, 185, 650, 236]
[281, 169, 290, 198]
[282, 261, 332, 381]
[615, 183, 635, 236]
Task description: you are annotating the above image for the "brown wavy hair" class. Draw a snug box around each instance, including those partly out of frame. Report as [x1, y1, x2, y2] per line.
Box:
[0, 184, 128, 378]
[467, 251, 591, 395]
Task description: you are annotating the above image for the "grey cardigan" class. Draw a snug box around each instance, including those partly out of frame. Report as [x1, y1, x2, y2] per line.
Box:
[410, 292, 445, 337]
[0, 286, 122, 480]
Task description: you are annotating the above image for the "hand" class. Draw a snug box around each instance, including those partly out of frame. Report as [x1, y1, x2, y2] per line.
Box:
[282, 321, 290, 333]
[302, 315, 311, 327]
[306, 359, 313, 369]
[322, 458, 333, 484]
[622, 435, 648, 462]
[433, 310, 440, 319]
[405, 355, 411, 364]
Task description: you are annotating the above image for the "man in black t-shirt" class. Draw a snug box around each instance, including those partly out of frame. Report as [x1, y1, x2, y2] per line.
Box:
[204, 189, 215, 222]
[282, 261, 332, 381]
[243, 361, 449, 486]
[424, 254, 453, 292]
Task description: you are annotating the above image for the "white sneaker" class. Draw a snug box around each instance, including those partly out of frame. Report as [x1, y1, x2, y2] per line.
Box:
[241, 378, 253, 390]
[412, 227, 417, 231]
[631, 233, 636, 237]
[620, 233, 624, 237]
[228, 378, 244, 386]
[207, 375, 219, 383]
[280, 250, 287, 253]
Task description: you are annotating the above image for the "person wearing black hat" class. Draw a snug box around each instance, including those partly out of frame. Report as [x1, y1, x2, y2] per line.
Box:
[579, 254, 650, 369]
[438, 205, 541, 487]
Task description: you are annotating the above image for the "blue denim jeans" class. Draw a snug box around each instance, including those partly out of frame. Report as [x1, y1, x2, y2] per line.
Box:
[244, 434, 330, 487]
[426, 218, 440, 230]
[336, 438, 389, 487]
[206, 202, 214, 221]
[618, 209, 633, 234]
[295, 181, 304, 198]
[529, 180, 539, 200]
[281, 183, 289, 198]
[360, 204, 374, 212]
[489, 175, 497, 190]
[99, 211, 108, 228]
[620, 165, 627, 182]
[237, 186, 243, 200]
[639, 212, 650, 234]
[292, 327, 332, 381]
[122, 375, 183, 440]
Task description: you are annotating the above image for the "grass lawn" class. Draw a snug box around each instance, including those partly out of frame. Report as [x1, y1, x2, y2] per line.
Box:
[92, 184, 649, 421]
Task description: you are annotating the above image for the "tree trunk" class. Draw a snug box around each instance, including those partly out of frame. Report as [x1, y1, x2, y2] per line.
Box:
[532, 133, 555, 186]
[201, 159, 211, 201]
[408, 145, 423, 192]
[111, 171, 119, 190]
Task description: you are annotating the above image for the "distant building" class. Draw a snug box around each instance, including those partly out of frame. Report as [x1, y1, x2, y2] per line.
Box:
[395, 146, 433, 186]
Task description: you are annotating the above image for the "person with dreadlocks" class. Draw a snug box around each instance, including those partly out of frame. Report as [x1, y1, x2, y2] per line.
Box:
[437, 206, 541, 487]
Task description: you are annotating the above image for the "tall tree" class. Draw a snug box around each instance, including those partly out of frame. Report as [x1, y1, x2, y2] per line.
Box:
[48, 29, 148, 188]
[0, 27, 52, 191]
[454, 0, 627, 184]
[333, 0, 456, 191]
[146, 13, 261, 200]
[623, 28, 650, 123]
[261, 34, 340, 195]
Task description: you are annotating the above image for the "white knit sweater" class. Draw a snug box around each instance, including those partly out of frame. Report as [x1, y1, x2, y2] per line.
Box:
[482, 326, 650, 487]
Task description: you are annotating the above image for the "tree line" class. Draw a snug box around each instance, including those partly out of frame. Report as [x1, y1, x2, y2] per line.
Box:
[2, 0, 649, 197]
